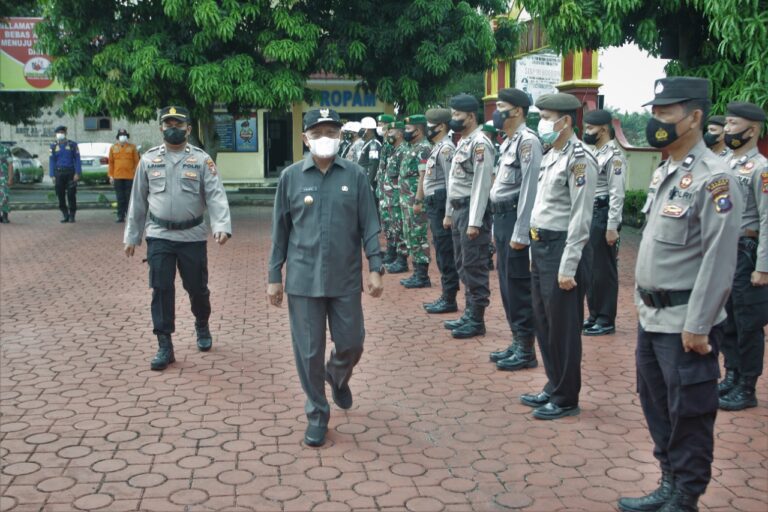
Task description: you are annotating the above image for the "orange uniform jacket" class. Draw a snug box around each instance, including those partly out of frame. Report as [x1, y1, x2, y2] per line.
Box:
[108, 143, 140, 180]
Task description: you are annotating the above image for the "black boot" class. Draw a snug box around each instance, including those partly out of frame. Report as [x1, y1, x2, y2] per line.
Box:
[150, 334, 175, 371]
[497, 336, 538, 371]
[385, 255, 408, 274]
[400, 270, 418, 286]
[444, 301, 470, 329]
[424, 292, 458, 314]
[403, 263, 431, 289]
[1, 212, 8, 223]
[195, 324, 213, 352]
[717, 368, 738, 397]
[382, 244, 397, 265]
[618, 472, 674, 512]
[657, 490, 699, 512]
[68, 212, 76, 223]
[60, 213, 70, 223]
[719, 375, 758, 411]
[489, 339, 518, 363]
[451, 305, 486, 339]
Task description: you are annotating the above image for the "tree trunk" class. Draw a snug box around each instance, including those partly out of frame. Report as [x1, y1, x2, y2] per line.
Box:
[190, 106, 219, 161]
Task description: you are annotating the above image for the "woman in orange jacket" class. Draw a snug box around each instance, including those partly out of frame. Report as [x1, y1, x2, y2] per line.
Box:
[109, 128, 141, 223]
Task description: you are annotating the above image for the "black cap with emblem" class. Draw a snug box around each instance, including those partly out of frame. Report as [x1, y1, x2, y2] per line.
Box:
[54, 125, 67, 133]
[303, 108, 343, 131]
[642, 77, 710, 106]
[159, 106, 190, 123]
[726, 102, 766, 123]
[583, 109, 612, 126]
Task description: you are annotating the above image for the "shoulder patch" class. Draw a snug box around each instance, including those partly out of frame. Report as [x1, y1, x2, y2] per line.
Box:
[474, 145, 485, 163]
[519, 140, 533, 163]
[572, 162, 587, 174]
[761, 171, 768, 194]
[206, 157, 217, 176]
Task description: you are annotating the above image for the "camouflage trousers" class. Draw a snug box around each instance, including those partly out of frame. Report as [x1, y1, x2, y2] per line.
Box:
[380, 173, 405, 254]
[399, 176, 430, 265]
[0, 174, 9, 214]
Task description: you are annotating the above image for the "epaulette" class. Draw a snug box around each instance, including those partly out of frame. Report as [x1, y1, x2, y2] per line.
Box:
[613, 148, 622, 157]
[145, 145, 163, 154]
[681, 153, 696, 170]
[573, 142, 585, 158]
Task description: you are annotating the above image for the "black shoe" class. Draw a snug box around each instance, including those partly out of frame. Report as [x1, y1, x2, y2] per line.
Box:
[532, 402, 580, 420]
[325, 371, 353, 409]
[718, 368, 738, 397]
[444, 307, 470, 330]
[657, 489, 699, 512]
[60, 214, 70, 223]
[583, 323, 616, 336]
[719, 376, 758, 411]
[496, 352, 538, 371]
[520, 391, 550, 408]
[489, 342, 517, 363]
[385, 256, 408, 274]
[382, 245, 397, 265]
[1, 212, 8, 223]
[304, 424, 327, 447]
[451, 305, 485, 339]
[618, 472, 674, 512]
[583, 317, 596, 329]
[68, 213, 76, 223]
[195, 324, 213, 352]
[424, 295, 458, 314]
[403, 263, 431, 288]
[150, 334, 175, 371]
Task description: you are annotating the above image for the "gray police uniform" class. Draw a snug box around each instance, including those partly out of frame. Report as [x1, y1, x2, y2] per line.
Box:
[268, 155, 382, 429]
[447, 126, 496, 309]
[634, 141, 742, 496]
[489, 124, 542, 341]
[529, 135, 596, 407]
[424, 136, 459, 298]
[585, 139, 626, 327]
[124, 144, 232, 335]
[721, 149, 768, 383]
[717, 147, 733, 161]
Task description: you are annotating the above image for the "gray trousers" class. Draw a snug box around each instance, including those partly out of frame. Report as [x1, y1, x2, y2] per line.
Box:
[287, 293, 365, 427]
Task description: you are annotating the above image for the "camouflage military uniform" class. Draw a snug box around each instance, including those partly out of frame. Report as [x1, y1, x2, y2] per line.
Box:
[0, 145, 11, 219]
[399, 139, 432, 265]
[383, 142, 409, 258]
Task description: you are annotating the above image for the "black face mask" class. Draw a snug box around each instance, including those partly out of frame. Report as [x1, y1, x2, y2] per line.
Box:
[448, 118, 465, 132]
[358, 129, 366, 138]
[582, 131, 599, 145]
[427, 126, 441, 141]
[645, 117, 681, 148]
[724, 128, 752, 150]
[492, 110, 510, 130]
[403, 130, 417, 142]
[163, 127, 187, 145]
[703, 131, 721, 148]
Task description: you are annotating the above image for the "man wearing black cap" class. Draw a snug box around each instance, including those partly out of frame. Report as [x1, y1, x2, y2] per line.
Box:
[48, 125, 81, 223]
[487, 88, 542, 371]
[582, 109, 627, 336]
[109, 128, 140, 223]
[618, 78, 742, 512]
[268, 108, 384, 448]
[717, 101, 768, 412]
[124, 106, 232, 371]
[443, 93, 496, 339]
[703, 115, 732, 160]
[519, 93, 597, 420]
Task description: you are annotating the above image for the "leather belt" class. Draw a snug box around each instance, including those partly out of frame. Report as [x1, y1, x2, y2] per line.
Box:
[149, 212, 204, 230]
[529, 228, 566, 242]
[743, 229, 759, 239]
[490, 196, 519, 214]
[56, 167, 75, 172]
[425, 189, 447, 208]
[594, 195, 609, 208]
[450, 197, 471, 209]
[637, 288, 692, 309]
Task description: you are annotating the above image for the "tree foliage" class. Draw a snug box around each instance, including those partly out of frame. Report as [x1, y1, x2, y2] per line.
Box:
[608, 109, 652, 147]
[521, 0, 768, 114]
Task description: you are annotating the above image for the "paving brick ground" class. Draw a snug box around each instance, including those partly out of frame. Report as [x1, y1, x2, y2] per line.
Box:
[1, 207, 766, 512]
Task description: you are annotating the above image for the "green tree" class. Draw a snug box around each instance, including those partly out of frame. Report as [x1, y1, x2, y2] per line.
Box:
[608, 109, 652, 147]
[521, 0, 768, 114]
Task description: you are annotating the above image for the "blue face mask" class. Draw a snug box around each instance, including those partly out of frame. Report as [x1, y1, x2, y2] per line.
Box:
[492, 110, 510, 130]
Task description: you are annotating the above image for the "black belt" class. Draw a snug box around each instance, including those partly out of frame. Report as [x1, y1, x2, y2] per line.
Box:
[529, 228, 566, 242]
[424, 189, 447, 207]
[594, 195, 609, 208]
[637, 288, 692, 309]
[450, 197, 470, 209]
[149, 212, 204, 230]
[490, 197, 519, 214]
[56, 167, 75, 172]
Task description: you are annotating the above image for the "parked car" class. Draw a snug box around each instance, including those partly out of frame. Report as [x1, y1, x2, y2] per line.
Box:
[77, 142, 112, 184]
[9, 146, 44, 183]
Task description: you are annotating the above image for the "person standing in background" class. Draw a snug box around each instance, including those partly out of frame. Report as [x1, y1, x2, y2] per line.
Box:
[109, 128, 141, 223]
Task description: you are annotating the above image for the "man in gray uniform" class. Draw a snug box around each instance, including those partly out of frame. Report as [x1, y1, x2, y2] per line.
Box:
[443, 94, 496, 339]
[487, 88, 543, 371]
[582, 109, 627, 336]
[421, 108, 460, 314]
[618, 78, 741, 512]
[124, 106, 232, 371]
[268, 108, 384, 448]
[519, 93, 597, 420]
[703, 115, 732, 161]
[717, 102, 768, 411]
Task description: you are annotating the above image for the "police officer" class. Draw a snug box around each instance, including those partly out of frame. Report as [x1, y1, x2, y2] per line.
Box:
[399, 115, 433, 288]
[0, 144, 13, 224]
[339, 122, 353, 158]
[357, 117, 381, 189]
[703, 115, 732, 160]
[443, 94, 495, 339]
[422, 108, 460, 313]
[717, 102, 768, 411]
[49, 125, 81, 223]
[582, 109, 627, 336]
[384, 121, 410, 274]
[375, 114, 397, 264]
[617, 78, 741, 512]
[345, 121, 364, 162]
[519, 93, 597, 420]
[109, 128, 141, 223]
[487, 88, 542, 372]
[268, 108, 384, 448]
[124, 106, 232, 371]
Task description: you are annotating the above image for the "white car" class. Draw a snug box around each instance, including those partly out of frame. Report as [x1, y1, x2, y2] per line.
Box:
[9, 146, 44, 183]
[77, 142, 112, 184]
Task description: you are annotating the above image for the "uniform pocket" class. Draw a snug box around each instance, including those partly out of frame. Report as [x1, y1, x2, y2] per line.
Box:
[181, 177, 200, 194]
[148, 174, 166, 193]
[653, 205, 690, 246]
[677, 359, 719, 417]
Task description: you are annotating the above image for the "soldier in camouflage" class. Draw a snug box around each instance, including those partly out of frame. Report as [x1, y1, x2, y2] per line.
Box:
[375, 114, 397, 264]
[383, 121, 410, 274]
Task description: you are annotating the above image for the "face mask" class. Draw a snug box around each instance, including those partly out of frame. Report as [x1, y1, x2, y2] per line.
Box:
[537, 118, 562, 145]
[386, 135, 396, 145]
[403, 130, 416, 142]
[582, 131, 599, 145]
[492, 110, 510, 130]
[703, 132, 720, 148]
[118, 135, 128, 143]
[645, 117, 682, 148]
[427, 125, 441, 141]
[308, 137, 340, 158]
[55, 133, 65, 141]
[724, 128, 752, 149]
[448, 118, 465, 132]
[376, 127, 385, 137]
[163, 127, 187, 145]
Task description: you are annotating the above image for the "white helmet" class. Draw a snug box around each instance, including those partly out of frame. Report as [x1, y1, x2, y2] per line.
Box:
[341, 122, 354, 132]
[360, 117, 377, 130]
[348, 121, 362, 132]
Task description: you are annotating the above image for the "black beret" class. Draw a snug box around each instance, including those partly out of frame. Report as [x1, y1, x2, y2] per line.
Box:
[726, 102, 766, 122]
[583, 109, 612, 126]
[707, 115, 726, 127]
[159, 106, 190, 122]
[450, 94, 479, 113]
[116, 128, 129, 138]
[303, 108, 343, 131]
[642, 77, 709, 106]
[535, 93, 581, 112]
[426, 108, 451, 124]
[497, 88, 530, 108]
[54, 125, 67, 133]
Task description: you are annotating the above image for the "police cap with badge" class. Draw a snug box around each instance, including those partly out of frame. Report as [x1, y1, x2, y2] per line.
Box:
[303, 108, 343, 131]
[159, 106, 190, 123]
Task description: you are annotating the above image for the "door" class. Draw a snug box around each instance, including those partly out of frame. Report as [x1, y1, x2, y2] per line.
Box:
[264, 110, 293, 178]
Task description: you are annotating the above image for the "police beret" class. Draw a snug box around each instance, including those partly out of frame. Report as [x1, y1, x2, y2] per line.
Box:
[303, 108, 343, 131]
[707, 115, 726, 127]
[642, 77, 710, 106]
[159, 106, 190, 123]
[497, 88, 530, 108]
[426, 108, 451, 124]
[482, 121, 497, 134]
[726, 102, 766, 122]
[389, 121, 405, 130]
[377, 114, 395, 123]
[583, 109, 612, 126]
[54, 125, 67, 133]
[116, 128, 129, 138]
[535, 93, 581, 112]
[404, 114, 426, 125]
[450, 94, 479, 113]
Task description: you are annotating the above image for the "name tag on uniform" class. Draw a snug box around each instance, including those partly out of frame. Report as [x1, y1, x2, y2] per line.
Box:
[302, 186, 318, 192]
[183, 172, 199, 179]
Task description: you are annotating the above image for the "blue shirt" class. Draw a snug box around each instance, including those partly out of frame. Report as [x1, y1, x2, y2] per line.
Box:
[49, 140, 82, 176]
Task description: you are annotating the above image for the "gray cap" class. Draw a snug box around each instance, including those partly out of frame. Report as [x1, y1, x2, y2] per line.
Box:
[426, 108, 451, 124]
[535, 93, 581, 111]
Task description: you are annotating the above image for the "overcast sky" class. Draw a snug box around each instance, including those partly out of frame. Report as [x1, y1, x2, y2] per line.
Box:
[598, 44, 669, 113]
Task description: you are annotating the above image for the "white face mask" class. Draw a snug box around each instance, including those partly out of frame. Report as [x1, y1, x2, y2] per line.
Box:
[55, 133, 65, 141]
[376, 126, 385, 137]
[308, 137, 340, 158]
[537, 117, 563, 145]
[118, 135, 128, 143]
